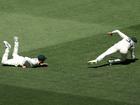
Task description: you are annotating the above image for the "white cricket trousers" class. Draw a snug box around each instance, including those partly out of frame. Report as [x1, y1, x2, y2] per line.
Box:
[95, 44, 128, 62]
[1, 41, 25, 66]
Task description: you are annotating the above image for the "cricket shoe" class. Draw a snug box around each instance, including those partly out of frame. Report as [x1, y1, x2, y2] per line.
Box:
[108, 60, 114, 66]
[88, 60, 97, 65]
[3, 41, 11, 49]
[14, 36, 18, 42]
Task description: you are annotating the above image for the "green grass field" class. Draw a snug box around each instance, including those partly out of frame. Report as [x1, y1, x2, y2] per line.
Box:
[0, 0, 140, 105]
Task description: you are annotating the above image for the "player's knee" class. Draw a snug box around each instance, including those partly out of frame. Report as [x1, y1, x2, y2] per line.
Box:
[12, 54, 18, 58]
[120, 49, 128, 54]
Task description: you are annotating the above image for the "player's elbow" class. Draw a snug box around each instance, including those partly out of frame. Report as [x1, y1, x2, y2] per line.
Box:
[112, 30, 120, 33]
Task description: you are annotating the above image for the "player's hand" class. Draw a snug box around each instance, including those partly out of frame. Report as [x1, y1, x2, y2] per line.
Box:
[40, 63, 48, 67]
[108, 32, 113, 36]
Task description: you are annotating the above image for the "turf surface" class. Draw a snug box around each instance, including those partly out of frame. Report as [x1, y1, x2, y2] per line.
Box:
[0, 0, 140, 105]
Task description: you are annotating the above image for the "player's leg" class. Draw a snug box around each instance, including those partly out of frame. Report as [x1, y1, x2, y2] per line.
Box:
[120, 47, 128, 62]
[12, 36, 19, 57]
[1, 41, 11, 64]
[108, 54, 127, 65]
[108, 47, 128, 65]
[88, 45, 118, 64]
[1, 41, 18, 66]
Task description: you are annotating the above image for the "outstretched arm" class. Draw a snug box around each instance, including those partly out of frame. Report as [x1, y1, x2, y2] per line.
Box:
[108, 30, 129, 39]
[40, 63, 48, 67]
[33, 63, 48, 68]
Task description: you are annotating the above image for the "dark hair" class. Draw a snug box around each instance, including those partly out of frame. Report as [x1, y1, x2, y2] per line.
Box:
[131, 37, 137, 43]
[37, 55, 46, 62]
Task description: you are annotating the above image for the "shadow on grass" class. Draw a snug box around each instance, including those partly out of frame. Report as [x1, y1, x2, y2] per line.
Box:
[88, 58, 138, 68]
[1, 64, 48, 69]
[0, 84, 137, 105]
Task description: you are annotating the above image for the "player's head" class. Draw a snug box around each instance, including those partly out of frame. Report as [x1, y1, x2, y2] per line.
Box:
[37, 55, 47, 63]
[131, 37, 138, 43]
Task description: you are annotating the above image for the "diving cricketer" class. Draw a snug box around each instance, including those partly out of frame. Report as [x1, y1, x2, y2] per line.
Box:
[88, 30, 137, 65]
[1, 36, 48, 68]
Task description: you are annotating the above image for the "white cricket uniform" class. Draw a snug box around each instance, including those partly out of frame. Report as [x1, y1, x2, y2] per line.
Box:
[1, 41, 39, 67]
[24, 57, 39, 66]
[95, 30, 135, 62]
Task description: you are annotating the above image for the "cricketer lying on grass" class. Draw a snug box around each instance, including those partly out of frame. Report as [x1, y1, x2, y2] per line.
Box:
[88, 30, 137, 65]
[1, 36, 48, 68]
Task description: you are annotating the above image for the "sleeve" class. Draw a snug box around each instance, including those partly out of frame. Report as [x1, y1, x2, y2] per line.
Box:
[112, 30, 129, 39]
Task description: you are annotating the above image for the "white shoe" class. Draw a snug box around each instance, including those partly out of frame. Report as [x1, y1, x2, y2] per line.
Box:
[108, 60, 114, 66]
[14, 36, 18, 42]
[88, 60, 97, 65]
[3, 41, 11, 49]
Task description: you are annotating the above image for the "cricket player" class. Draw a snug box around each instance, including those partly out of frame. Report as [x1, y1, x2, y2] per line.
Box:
[1, 36, 48, 68]
[88, 30, 137, 65]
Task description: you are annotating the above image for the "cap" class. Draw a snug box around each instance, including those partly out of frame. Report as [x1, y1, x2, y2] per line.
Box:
[37, 55, 47, 62]
[131, 37, 137, 43]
